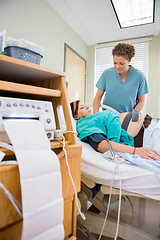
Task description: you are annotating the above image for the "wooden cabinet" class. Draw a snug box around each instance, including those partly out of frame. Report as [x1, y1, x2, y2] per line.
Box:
[0, 55, 82, 239]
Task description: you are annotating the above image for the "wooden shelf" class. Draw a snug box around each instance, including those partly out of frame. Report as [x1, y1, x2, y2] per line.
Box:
[50, 140, 70, 149]
[0, 141, 67, 155]
[0, 80, 61, 97]
[0, 55, 66, 83]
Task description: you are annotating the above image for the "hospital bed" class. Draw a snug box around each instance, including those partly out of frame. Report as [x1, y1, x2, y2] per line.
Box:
[71, 117, 160, 240]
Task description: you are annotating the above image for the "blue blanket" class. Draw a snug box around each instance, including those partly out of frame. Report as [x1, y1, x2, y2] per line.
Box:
[117, 152, 160, 174]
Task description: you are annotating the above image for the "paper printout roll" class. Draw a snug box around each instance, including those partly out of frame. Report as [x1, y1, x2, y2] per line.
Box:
[3, 119, 64, 240]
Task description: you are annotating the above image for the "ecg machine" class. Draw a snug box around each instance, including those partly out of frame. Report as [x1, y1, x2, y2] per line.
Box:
[0, 96, 66, 143]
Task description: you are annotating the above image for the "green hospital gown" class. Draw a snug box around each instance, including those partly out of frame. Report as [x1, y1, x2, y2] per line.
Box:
[76, 110, 134, 146]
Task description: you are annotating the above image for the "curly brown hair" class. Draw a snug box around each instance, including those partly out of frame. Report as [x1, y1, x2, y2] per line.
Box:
[112, 43, 135, 61]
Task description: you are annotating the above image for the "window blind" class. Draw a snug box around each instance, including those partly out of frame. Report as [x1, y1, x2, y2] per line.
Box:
[95, 42, 149, 113]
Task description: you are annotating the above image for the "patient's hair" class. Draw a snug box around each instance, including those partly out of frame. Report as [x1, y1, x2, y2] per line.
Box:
[112, 43, 135, 61]
[70, 100, 80, 118]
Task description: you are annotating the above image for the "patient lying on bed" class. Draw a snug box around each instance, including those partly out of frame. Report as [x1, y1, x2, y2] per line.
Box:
[70, 100, 160, 161]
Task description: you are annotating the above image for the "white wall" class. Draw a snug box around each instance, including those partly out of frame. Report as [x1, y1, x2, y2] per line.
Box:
[0, 0, 88, 72]
[148, 37, 160, 115]
[85, 45, 95, 104]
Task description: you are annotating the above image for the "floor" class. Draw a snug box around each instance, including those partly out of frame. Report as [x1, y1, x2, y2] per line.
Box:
[76, 202, 123, 240]
[76, 228, 122, 240]
[76, 212, 122, 239]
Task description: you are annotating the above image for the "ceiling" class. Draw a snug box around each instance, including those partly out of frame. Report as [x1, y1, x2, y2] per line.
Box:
[46, 0, 160, 46]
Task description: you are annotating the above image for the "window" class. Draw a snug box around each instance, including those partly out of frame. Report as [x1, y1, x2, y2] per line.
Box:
[95, 41, 149, 113]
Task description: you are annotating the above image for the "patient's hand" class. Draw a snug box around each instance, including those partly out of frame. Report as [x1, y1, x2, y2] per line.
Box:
[135, 147, 160, 160]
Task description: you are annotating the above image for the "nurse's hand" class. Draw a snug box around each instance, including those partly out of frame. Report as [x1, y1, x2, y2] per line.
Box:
[135, 147, 160, 160]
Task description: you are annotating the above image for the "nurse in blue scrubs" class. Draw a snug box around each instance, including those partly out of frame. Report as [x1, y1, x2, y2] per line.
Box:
[93, 43, 149, 113]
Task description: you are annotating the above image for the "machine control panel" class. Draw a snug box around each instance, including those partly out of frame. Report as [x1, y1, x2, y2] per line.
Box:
[0, 97, 56, 140]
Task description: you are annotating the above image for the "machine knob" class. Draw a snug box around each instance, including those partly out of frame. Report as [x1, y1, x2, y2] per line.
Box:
[47, 132, 51, 138]
[46, 118, 51, 124]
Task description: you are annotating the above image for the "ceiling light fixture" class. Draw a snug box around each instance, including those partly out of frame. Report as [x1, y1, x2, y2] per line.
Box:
[111, 0, 155, 28]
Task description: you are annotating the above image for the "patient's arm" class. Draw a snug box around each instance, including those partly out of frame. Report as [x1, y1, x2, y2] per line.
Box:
[98, 112, 160, 160]
[119, 112, 144, 138]
[97, 140, 160, 160]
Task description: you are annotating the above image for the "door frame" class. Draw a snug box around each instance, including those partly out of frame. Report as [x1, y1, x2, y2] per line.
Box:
[64, 43, 87, 102]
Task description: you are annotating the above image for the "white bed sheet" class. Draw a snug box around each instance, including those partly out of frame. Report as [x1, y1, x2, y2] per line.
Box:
[78, 138, 160, 201]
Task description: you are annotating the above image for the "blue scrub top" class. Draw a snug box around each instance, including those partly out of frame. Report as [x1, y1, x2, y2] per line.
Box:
[96, 66, 149, 113]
